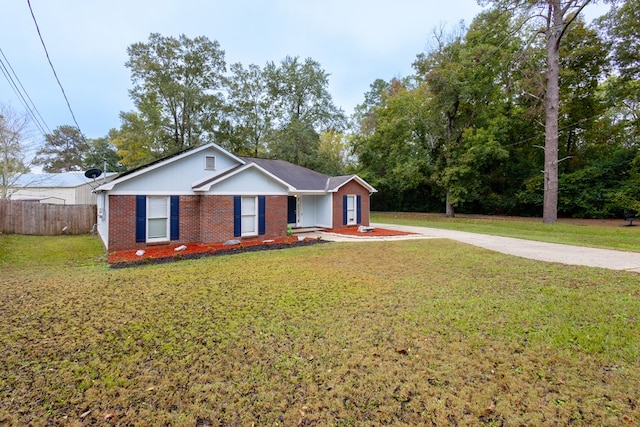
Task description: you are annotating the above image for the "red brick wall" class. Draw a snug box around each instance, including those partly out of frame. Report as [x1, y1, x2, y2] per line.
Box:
[108, 195, 140, 251]
[178, 196, 201, 243]
[332, 180, 371, 230]
[199, 195, 288, 243]
[200, 195, 234, 244]
[109, 195, 202, 251]
[265, 195, 288, 239]
[108, 194, 308, 251]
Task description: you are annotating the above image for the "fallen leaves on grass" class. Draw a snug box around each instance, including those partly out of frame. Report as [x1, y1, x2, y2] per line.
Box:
[2, 237, 640, 426]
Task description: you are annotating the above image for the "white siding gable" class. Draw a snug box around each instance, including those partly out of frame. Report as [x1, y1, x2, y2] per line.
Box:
[109, 147, 242, 194]
[207, 168, 289, 195]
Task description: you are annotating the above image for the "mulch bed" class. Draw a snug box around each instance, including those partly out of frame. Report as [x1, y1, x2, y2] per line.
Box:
[108, 236, 325, 268]
[108, 227, 414, 267]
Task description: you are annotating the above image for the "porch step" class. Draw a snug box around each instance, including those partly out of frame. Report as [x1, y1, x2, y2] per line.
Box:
[293, 227, 325, 234]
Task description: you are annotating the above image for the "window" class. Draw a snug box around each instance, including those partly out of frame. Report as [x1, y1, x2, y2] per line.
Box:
[342, 194, 361, 226]
[136, 196, 179, 243]
[241, 196, 257, 236]
[147, 196, 169, 241]
[234, 196, 265, 237]
[205, 155, 216, 170]
[345, 195, 356, 225]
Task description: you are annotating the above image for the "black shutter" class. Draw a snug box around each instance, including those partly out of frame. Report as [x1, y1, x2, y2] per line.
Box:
[170, 196, 179, 240]
[258, 196, 266, 235]
[343, 195, 348, 225]
[233, 196, 241, 237]
[135, 195, 146, 242]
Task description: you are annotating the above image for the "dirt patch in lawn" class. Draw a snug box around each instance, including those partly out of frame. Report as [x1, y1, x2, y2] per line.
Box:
[108, 236, 326, 267]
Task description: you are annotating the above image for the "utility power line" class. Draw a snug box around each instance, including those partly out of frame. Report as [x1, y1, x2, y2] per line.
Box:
[27, 0, 83, 134]
[0, 47, 52, 136]
[24, 0, 97, 184]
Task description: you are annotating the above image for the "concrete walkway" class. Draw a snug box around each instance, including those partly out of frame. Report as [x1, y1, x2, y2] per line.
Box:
[316, 223, 640, 273]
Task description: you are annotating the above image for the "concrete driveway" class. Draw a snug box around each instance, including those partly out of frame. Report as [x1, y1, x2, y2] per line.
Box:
[317, 223, 640, 273]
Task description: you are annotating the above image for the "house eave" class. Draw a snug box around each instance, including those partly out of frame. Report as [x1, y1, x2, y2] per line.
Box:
[328, 175, 377, 193]
[192, 162, 295, 192]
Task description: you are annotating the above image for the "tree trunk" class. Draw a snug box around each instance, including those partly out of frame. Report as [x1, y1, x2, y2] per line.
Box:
[543, 2, 562, 224]
[445, 190, 455, 218]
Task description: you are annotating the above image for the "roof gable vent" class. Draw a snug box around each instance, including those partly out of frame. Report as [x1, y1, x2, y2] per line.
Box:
[205, 155, 216, 170]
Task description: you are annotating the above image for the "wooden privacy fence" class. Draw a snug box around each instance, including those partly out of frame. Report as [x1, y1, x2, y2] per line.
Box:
[0, 199, 97, 235]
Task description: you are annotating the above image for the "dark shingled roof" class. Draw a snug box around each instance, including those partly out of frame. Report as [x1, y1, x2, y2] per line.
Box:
[326, 175, 356, 191]
[241, 157, 330, 191]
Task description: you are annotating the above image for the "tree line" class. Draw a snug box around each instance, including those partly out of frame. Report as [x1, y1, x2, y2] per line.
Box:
[24, 34, 349, 177]
[354, 0, 638, 219]
[2, 0, 638, 219]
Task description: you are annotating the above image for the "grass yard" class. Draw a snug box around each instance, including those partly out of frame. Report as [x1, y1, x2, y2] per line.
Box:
[1, 234, 639, 426]
[373, 212, 640, 252]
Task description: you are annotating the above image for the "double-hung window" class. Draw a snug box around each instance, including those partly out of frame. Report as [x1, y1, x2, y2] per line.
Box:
[147, 196, 170, 241]
[342, 194, 361, 226]
[241, 196, 258, 236]
[234, 195, 266, 237]
[135, 195, 179, 243]
[345, 195, 357, 225]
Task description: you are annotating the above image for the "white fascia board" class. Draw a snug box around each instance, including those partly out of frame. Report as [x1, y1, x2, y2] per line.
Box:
[199, 191, 290, 196]
[289, 190, 328, 195]
[193, 163, 295, 192]
[191, 165, 239, 188]
[106, 190, 196, 196]
[95, 143, 246, 192]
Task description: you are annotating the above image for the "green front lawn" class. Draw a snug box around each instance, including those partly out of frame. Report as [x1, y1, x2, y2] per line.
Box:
[373, 212, 640, 252]
[1, 234, 638, 425]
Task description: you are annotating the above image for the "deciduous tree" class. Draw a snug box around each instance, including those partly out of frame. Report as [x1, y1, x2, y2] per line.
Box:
[123, 33, 226, 156]
[109, 112, 159, 168]
[83, 137, 125, 173]
[0, 105, 30, 198]
[413, 10, 514, 216]
[265, 56, 346, 171]
[352, 79, 433, 211]
[224, 63, 275, 156]
[479, 0, 613, 223]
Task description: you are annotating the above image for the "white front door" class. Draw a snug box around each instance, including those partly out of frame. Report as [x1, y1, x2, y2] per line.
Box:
[296, 196, 303, 226]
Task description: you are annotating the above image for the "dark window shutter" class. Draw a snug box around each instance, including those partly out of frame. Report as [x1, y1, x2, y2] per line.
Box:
[258, 196, 266, 235]
[287, 196, 296, 224]
[135, 195, 146, 242]
[343, 195, 348, 225]
[170, 196, 179, 240]
[357, 195, 362, 224]
[233, 196, 241, 237]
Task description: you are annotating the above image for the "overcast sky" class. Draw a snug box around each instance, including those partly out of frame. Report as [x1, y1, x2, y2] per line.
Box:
[1, 1, 610, 143]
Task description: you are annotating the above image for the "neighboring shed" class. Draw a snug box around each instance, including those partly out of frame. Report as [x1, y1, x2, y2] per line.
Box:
[9, 172, 116, 205]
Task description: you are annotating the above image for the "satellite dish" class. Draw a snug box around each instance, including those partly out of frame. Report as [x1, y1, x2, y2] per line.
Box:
[84, 168, 102, 179]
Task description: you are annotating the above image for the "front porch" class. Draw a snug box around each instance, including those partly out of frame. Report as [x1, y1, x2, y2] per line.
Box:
[291, 226, 326, 236]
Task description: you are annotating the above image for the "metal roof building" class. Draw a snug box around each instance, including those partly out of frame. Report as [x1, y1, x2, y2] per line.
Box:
[9, 172, 115, 205]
